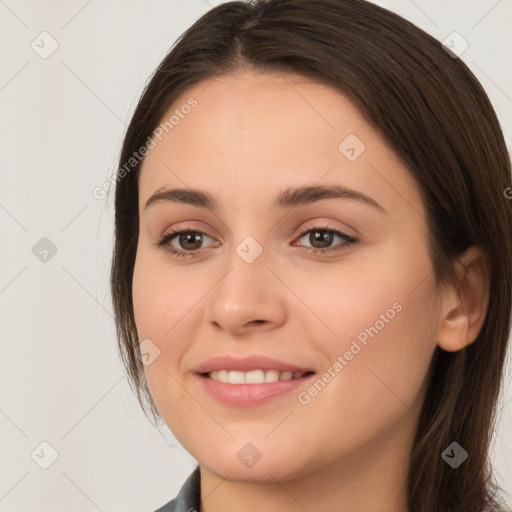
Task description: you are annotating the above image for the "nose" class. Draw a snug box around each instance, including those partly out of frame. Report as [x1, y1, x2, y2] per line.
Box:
[204, 242, 287, 337]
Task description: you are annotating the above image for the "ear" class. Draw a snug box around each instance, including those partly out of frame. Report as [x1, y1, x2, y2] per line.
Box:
[437, 246, 491, 352]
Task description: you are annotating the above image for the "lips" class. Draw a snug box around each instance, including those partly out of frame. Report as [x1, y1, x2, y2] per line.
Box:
[193, 355, 317, 407]
[193, 355, 315, 375]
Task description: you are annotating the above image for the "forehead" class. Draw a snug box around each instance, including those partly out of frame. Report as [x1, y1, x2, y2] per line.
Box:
[138, 70, 422, 217]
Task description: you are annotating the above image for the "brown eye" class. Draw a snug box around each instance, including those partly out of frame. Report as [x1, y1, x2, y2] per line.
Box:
[156, 229, 216, 259]
[295, 227, 357, 254]
[175, 232, 204, 251]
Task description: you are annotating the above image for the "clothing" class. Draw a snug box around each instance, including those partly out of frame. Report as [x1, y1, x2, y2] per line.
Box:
[153, 466, 512, 512]
[153, 465, 201, 512]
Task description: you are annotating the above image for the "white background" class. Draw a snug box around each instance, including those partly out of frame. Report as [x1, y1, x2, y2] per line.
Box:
[0, 1, 511, 511]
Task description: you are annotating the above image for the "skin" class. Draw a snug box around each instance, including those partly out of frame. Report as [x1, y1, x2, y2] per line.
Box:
[132, 70, 490, 512]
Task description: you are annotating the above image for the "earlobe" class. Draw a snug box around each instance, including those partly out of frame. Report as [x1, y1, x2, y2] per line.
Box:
[437, 306, 470, 352]
[436, 246, 490, 353]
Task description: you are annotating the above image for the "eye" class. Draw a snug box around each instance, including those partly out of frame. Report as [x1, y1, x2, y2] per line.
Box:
[293, 226, 357, 255]
[155, 228, 216, 259]
[154, 225, 358, 259]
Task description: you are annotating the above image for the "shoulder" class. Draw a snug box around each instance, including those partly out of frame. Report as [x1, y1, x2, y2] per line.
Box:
[151, 465, 201, 512]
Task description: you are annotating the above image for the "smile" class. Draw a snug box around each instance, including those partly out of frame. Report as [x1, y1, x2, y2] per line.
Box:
[206, 369, 311, 384]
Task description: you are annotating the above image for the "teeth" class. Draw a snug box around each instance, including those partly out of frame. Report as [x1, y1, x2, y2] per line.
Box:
[208, 369, 308, 384]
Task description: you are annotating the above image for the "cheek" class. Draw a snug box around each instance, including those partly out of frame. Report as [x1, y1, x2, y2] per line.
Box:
[132, 251, 187, 341]
[310, 267, 437, 443]
[131, 251, 205, 401]
[305, 245, 436, 421]
[132, 261, 177, 423]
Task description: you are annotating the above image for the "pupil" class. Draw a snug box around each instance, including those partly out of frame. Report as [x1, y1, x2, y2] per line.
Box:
[311, 230, 332, 249]
[180, 232, 202, 250]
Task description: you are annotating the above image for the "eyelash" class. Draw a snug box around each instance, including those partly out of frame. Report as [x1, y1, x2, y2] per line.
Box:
[154, 225, 358, 259]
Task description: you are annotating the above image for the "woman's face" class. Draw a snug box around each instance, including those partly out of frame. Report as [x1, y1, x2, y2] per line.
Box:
[132, 70, 440, 483]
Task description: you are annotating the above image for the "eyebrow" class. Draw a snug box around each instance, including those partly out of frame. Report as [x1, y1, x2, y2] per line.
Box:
[144, 184, 388, 214]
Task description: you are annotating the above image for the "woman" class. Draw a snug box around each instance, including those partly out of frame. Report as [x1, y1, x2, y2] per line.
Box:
[110, 0, 512, 510]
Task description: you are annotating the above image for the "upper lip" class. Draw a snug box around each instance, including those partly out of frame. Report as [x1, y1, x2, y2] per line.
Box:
[194, 355, 315, 374]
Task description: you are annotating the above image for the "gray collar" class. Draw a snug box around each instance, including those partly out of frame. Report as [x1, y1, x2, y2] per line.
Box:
[153, 465, 201, 512]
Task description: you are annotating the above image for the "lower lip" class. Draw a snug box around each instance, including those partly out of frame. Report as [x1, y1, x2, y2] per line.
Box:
[197, 373, 316, 407]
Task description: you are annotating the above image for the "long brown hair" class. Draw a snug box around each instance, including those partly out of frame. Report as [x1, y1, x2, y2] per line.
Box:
[109, 1, 512, 510]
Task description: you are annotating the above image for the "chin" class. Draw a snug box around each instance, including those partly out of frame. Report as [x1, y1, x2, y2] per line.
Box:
[195, 443, 309, 484]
